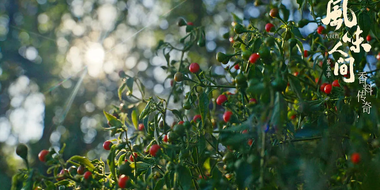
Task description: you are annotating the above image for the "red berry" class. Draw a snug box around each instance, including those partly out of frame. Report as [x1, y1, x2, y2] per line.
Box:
[178, 121, 184, 125]
[216, 94, 228, 105]
[269, 8, 279, 18]
[320, 83, 328, 92]
[332, 80, 340, 87]
[304, 50, 308, 57]
[59, 169, 68, 176]
[377, 53, 380, 60]
[103, 141, 112, 150]
[229, 36, 235, 43]
[265, 23, 274, 32]
[193, 114, 202, 122]
[324, 84, 332, 94]
[248, 53, 260, 64]
[138, 123, 144, 131]
[290, 115, 296, 120]
[149, 144, 161, 157]
[317, 26, 325, 34]
[366, 35, 372, 42]
[315, 78, 319, 84]
[38, 150, 49, 162]
[351, 153, 361, 164]
[118, 174, 129, 188]
[249, 98, 257, 104]
[247, 139, 253, 146]
[84, 171, 92, 180]
[129, 153, 138, 162]
[223, 111, 233, 122]
[293, 72, 299, 77]
[187, 22, 193, 26]
[77, 165, 85, 175]
[242, 129, 248, 134]
[189, 63, 200, 73]
[57, 169, 68, 181]
[163, 135, 168, 143]
[234, 64, 240, 70]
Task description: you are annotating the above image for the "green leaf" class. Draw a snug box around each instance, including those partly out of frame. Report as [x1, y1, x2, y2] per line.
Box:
[154, 178, 165, 190]
[154, 115, 159, 145]
[358, 11, 371, 37]
[131, 161, 150, 171]
[118, 82, 127, 100]
[288, 74, 303, 100]
[350, 46, 365, 65]
[198, 92, 209, 127]
[126, 77, 134, 95]
[211, 164, 222, 179]
[295, 40, 305, 59]
[203, 157, 211, 173]
[164, 52, 170, 64]
[118, 153, 126, 166]
[370, 12, 380, 41]
[296, 0, 304, 9]
[198, 136, 206, 154]
[234, 159, 253, 189]
[280, 4, 290, 21]
[251, 38, 262, 53]
[155, 40, 165, 52]
[107, 145, 117, 182]
[132, 109, 139, 130]
[223, 114, 255, 133]
[219, 132, 248, 147]
[55, 179, 70, 186]
[139, 99, 153, 120]
[231, 13, 243, 23]
[145, 167, 152, 182]
[11, 173, 22, 190]
[362, 155, 380, 189]
[67, 156, 95, 170]
[178, 165, 192, 190]
[291, 25, 303, 39]
[104, 111, 123, 128]
[170, 109, 183, 120]
[270, 92, 287, 128]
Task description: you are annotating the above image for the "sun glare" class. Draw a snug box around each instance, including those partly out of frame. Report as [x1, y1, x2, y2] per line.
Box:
[85, 43, 105, 77]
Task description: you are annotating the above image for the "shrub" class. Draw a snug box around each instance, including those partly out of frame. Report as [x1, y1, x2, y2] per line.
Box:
[13, 1, 380, 189]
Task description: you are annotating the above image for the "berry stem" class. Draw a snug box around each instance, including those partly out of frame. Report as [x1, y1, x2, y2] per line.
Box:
[178, 50, 185, 71]
[205, 138, 223, 158]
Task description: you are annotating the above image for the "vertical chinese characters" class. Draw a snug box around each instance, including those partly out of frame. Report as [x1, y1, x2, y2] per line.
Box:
[357, 72, 372, 114]
[322, 0, 371, 83]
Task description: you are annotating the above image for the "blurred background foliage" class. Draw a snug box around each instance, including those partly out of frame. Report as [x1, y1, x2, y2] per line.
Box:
[0, 0, 256, 188]
[2, 0, 376, 189]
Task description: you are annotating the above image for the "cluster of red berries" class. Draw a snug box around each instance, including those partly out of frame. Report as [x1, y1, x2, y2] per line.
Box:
[38, 150, 93, 182]
[320, 79, 340, 94]
[317, 26, 325, 34]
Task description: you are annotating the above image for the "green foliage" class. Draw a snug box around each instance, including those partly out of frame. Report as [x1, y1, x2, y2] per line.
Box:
[12, 0, 380, 189]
